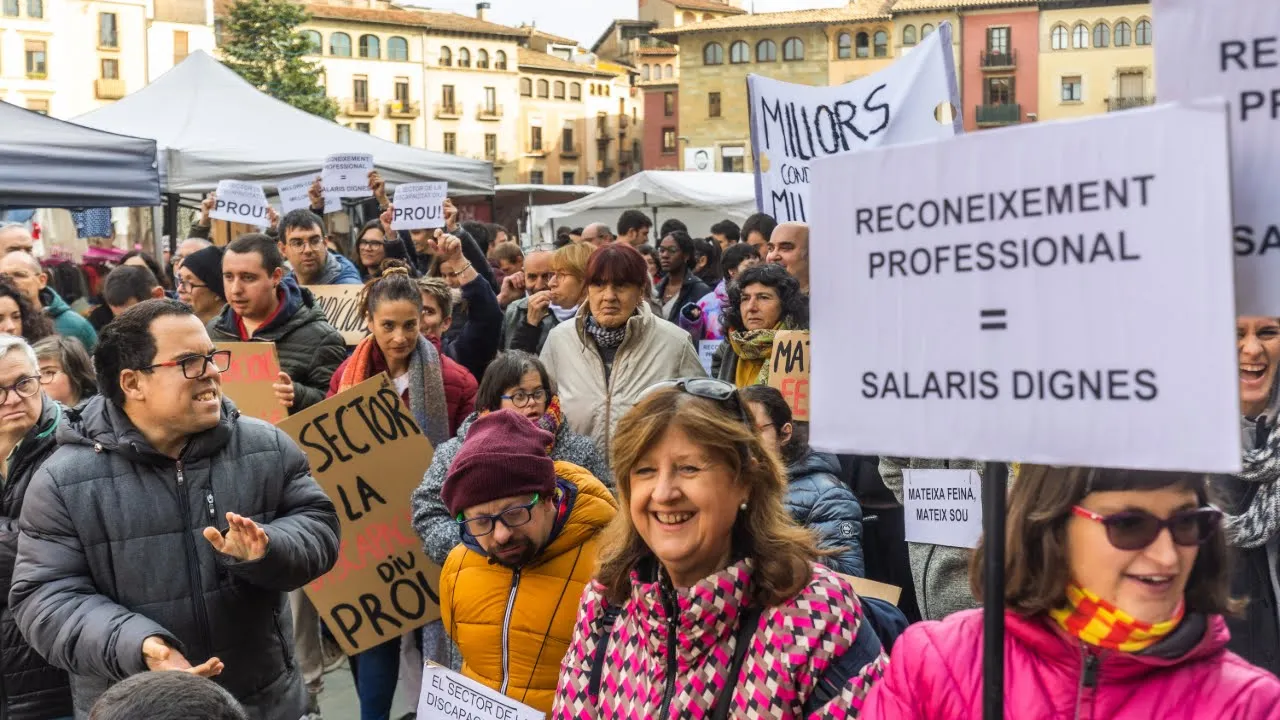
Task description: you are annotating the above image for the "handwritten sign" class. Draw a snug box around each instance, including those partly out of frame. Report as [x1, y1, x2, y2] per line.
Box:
[278, 173, 318, 216]
[902, 469, 982, 549]
[392, 182, 448, 231]
[323, 153, 375, 199]
[419, 664, 544, 720]
[216, 342, 284, 424]
[210, 180, 269, 225]
[309, 284, 368, 345]
[279, 374, 440, 655]
[768, 330, 810, 421]
[698, 339, 722, 376]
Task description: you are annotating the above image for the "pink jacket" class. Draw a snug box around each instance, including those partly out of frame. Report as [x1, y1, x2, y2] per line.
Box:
[864, 609, 1280, 720]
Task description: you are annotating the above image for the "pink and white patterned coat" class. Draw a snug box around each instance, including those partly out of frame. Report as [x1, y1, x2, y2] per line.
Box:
[552, 559, 887, 719]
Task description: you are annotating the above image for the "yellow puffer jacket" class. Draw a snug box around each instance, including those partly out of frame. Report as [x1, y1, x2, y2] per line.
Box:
[440, 461, 617, 714]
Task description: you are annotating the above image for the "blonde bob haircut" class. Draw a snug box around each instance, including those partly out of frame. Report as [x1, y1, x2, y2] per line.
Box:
[596, 386, 819, 607]
[550, 242, 593, 280]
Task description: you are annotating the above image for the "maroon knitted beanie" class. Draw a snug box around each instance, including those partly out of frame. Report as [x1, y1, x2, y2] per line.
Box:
[441, 409, 556, 516]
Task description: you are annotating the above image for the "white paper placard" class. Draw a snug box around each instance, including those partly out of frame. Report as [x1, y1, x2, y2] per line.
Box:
[322, 153, 375, 199]
[209, 180, 269, 225]
[1155, 0, 1280, 315]
[747, 23, 961, 223]
[391, 182, 448, 230]
[808, 103, 1241, 473]
[418, 663, 544, 720]
[698, 339, 722, 375]
[277, 173, 318, 216]
[685, 147, 715, 172]
[903, 469, 982, 549]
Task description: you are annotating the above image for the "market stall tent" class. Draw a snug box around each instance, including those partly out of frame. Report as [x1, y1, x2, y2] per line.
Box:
[531, 171, 756, 243]
[72, 51, 493, 196]
[0, 101, 160, 208]
[493, 183, 601, 242]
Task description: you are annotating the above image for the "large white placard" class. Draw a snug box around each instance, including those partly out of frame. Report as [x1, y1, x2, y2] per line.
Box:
[277, 173, 318, 216]
[418, 664, 543, 720]
[391, 182, 448, 230]
[685, 147, 715, 172]
[903, 469, 982, 549]
[747, 23, 961, 223]
[808, 103, 1240, 473]
[1155, 0, 1280, 315]
[323, 153, 375, 199]
[698, 339, 723, 375]
[209, 180, 269, 225]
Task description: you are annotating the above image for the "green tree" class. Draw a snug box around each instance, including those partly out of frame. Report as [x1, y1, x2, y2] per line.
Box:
[220, 0, 338, 120]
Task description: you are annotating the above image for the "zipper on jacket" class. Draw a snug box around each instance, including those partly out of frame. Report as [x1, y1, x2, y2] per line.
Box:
[1072, 646, 1101, 720]
[176, 461, 214, 657]
[206, 491, 216, 523]
[499, 569, 522, 694]
[659, 585, 678, 715]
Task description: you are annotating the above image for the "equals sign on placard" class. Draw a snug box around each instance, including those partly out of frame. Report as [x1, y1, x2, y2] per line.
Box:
[980, 309, 1007, 331]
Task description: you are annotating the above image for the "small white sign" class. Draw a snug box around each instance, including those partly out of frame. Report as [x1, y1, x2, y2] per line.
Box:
[392, 182, 448, 230]
[685, 147, 715, 172]
[698, 339, 723, 375]
[322, 153, 375, 199]
[903, 469, 982, 549]
[808, 103, 1241, 473]
[209, 180, 269, 225]
[1155, 0, 1280, 315]
[418, 664, 544, 720]
[277, 173, 318, 216]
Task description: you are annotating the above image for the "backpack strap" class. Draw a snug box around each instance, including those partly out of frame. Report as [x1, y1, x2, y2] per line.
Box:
[801, 602, 884, 716]
[587, 604, 622, 700]
[709, 605, 763, 720]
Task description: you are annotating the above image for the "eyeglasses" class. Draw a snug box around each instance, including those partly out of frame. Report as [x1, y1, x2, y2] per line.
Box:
[457, 494, 541, 537]
[142, 350, 232, 380]
[1071, 505, 1223, 551]
[657, 245, 679, 255]
[177, 279, 208, 292]
[502, 388, 548, 408]
[357, 239, 387, 249]
[0, 376, 40, 404]
[38, 368, 62, 384]
[285, 237, 324, 250]
[646, 377, 751, 425]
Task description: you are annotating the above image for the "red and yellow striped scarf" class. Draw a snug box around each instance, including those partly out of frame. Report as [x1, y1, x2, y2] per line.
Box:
[1049, 583, 1184, 652]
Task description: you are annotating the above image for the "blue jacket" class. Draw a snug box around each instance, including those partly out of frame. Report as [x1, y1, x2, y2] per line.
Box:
[785, 450, 865, 578]
[41, 288, 97, 351]
[314, 250, 363, 285]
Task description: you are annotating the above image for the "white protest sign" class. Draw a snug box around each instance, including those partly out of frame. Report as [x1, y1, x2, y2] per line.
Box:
[808, 103, 1241, 473]
[391, 182, 448, 230]
[698, 339, 723, 375]
[277, 173, 318, 216]
[1155, 0, 1280, 315]
[418, 664, 544, 720]
[903, 469, 982, 549]
[685, 147, 715, 172]
[209, 180, 269, 225]
[323, 153, 375, 199]
[747, 23, 960, 223]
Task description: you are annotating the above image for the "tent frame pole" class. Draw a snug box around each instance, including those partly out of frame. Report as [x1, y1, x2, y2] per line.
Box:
[162, 193, 179, 259]
[983, 460, 1007, 720]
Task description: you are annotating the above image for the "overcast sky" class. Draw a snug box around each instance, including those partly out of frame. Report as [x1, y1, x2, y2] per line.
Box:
[405, 0, 846, 47]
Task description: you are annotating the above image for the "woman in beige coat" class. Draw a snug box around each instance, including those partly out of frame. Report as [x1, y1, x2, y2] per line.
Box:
[541, 243, 705, 455]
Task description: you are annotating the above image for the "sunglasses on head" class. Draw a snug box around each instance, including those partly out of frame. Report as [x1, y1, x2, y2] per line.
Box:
[1071, 505, 1223, 551]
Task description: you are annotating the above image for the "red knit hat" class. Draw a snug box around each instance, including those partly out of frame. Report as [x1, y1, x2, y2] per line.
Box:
[442, 409, 557, 516]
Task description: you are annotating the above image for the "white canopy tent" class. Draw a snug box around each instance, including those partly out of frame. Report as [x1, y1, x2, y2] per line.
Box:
[531, 171, 756, 243]
[73, 51, 494, 196]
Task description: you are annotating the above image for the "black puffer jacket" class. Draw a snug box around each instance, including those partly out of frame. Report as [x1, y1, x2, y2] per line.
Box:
[8, 396, 340, 719]
[0, 397, 71, 720]
[784, 450, 866, 578]
[207, 278, 347, 413]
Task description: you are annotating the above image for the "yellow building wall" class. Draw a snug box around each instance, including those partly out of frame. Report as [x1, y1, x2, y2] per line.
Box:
[421, 35, 521, 170]
[516, 71, 591, 185]
[825, 22, 896, 85]
[1037, 5, 1153, 122]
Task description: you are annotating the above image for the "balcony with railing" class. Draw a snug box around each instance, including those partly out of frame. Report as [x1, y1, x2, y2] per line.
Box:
[434, 102, 462, 119]
[95, 78, 125, 100]
[980, 49, 1016, 70]
[560, 144, 580, 158]
[975, 103, 1021, 127]
[386, 100, 420, 119]
[1106, 96, 1155, 112]
[477, 103, 504, 121]
[344, 98, 378, 117]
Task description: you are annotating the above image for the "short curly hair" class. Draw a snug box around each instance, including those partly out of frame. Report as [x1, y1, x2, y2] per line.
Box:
[721, 263, 808, 334]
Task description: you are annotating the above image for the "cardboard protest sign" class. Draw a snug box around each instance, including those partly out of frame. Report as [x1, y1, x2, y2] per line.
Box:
[902, 469, 982, 549]
[216, 342, 285, 424]
[279, 374, 440, 655]
[807, 103, 1240, 473]
[767, 330, 809, 422]
[698, 339, 722, 376]
[419, 664, 544, 720]
[1155, 0, 1280, 314]
[309, 285, 368, 345]
[209, 180, 269, 225]
[277, 173, 318, 216]
[747, 24, 960, 223]
[836, 574, 902, 606]
[323, 153, 375, 199]
[392, 182, 448, 231]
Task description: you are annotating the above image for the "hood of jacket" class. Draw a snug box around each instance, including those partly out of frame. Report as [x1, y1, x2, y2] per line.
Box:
[788, 449, 842, 480]
[39, 287, 71, 319]
[57, 393, 235, 466]
[211, 277, 325, 341]
[317, 250, 363, 285]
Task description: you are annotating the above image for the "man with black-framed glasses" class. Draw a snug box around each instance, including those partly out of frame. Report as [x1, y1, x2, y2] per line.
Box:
[436, 409, 615, 713]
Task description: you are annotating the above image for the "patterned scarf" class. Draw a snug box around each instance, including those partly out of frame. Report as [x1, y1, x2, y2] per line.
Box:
[479, 395, 565, 455]
[1049, 583, 1184, 652]
[1225, 416, 1280, 549]
[585, 315, 627, 351]
[338, 334, 450, 447]
[728, 322, 791, 385]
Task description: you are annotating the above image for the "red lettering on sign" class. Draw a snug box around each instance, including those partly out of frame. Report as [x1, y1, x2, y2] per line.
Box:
[781, 378, 810, 421]
[308, 520, 421, 592]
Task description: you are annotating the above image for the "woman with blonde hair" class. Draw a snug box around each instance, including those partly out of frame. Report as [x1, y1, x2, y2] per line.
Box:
[547, 242, 593, 323]
[552, 378, 886, 719]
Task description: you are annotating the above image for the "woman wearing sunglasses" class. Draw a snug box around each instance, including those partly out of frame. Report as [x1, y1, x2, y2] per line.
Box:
[552, 379, 888, 719]
[863, 465, 1280, 719]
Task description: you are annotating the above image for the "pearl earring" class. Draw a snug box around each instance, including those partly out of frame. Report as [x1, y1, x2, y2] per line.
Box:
[739, 502, 748, 512]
